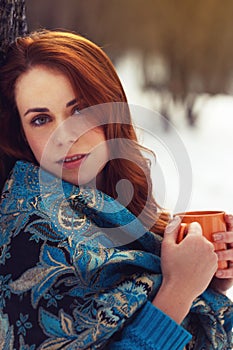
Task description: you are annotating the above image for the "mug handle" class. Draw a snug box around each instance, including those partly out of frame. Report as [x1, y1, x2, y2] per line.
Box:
[176, 223, 228, 269]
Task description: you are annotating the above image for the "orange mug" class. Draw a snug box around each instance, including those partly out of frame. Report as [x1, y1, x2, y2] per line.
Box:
[175, 210, 228, 269]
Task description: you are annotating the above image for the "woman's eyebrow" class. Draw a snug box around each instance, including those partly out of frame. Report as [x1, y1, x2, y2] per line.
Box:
[23, 99, 77, 116]
[24, 107, 49, 116]
[66, 98, 77, 108]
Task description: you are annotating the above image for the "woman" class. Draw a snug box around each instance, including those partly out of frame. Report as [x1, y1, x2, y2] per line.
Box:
[0, 29, 232, 349]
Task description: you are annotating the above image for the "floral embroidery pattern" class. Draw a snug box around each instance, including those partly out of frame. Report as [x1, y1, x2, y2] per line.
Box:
[16, 313, 32, 336]
[0, 274, 11, 308]
[0, 310, 14, 350]
[0, 161, 232, 349]
[0, 244, 11, 265]
[10, 244, 75, 308]
[44, 288, 63, 308]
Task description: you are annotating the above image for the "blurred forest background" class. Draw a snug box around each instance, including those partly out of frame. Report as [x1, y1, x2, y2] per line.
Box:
[26, 0, 233, 127]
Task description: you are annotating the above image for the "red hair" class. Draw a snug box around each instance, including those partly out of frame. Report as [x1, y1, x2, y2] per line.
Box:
[0, 30, 169, 235]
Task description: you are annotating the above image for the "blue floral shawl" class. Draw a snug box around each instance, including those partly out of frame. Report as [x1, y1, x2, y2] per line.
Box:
[0, 161, 232, 349]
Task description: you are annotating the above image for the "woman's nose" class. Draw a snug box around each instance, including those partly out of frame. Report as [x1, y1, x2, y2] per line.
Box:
[53, 118, 78, 146]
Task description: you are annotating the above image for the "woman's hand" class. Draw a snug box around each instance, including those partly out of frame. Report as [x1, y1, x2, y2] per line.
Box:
[152, 216, 218, 324]
[210, 214, 233, 294]
[161, 216, 218, 300]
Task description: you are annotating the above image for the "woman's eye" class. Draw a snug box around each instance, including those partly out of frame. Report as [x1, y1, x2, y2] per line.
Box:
[31, 115, 50, 126]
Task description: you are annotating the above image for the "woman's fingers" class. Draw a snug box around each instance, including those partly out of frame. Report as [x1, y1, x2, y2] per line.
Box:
[216, 248, 233, 262]
[164, 216, 181, 242]
[186, 222, 203, 236]
[225, 214, 233, 230]
[215, 263, 233, 278]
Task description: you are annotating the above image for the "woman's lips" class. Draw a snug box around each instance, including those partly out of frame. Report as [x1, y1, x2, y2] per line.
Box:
[58, 153, 89, 169]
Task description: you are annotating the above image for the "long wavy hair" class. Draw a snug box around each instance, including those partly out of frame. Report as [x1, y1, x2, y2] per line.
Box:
[0, 30, 169, 235]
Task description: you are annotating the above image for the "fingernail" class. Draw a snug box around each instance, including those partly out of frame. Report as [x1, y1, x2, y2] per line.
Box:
[188, 221, 202, 234]
[213, 234, 223, 241]
[171, 216, 181, 227]
[166, 216, 181, 233]
[173, 216, 181, 222]
[168, 216, 180, 225]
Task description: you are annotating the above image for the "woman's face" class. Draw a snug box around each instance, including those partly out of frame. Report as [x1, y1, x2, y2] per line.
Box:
[15, 65, 109, 187]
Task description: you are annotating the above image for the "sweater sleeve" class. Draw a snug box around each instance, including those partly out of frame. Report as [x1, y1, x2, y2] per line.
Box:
[108, 301, 192, 350]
